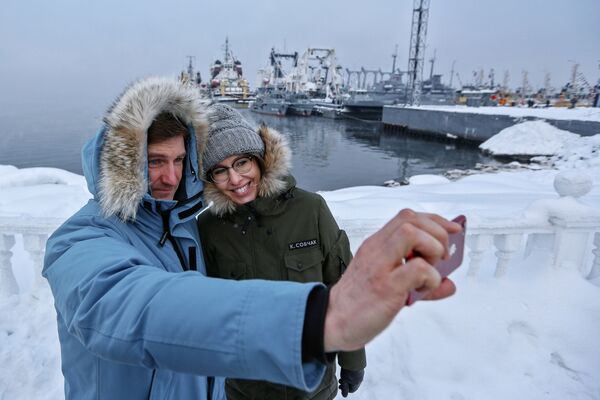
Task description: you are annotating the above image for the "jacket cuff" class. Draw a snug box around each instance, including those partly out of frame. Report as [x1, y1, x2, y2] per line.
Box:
[301, 285, 336, 364]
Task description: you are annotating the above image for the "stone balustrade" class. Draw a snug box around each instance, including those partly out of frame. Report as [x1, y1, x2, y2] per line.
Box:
[340, 216, 600, 281]
[1, 171, 599, 300]
[0, 217, 63, 300]
[341, 170, 600, 280]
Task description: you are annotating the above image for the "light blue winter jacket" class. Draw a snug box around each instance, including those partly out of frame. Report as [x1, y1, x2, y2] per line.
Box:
[42, 78, 325, 400]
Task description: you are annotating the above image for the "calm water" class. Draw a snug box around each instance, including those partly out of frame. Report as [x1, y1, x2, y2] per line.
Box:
[0, 105, 495, 192]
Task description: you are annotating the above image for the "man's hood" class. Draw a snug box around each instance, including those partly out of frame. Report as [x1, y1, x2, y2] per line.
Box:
[203, 125, 292, 217]
[82, 77, 208, 221]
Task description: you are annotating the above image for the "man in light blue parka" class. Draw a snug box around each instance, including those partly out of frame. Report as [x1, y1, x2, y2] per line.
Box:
[42, 78, 326, 399]
[43, 77, 461, 400]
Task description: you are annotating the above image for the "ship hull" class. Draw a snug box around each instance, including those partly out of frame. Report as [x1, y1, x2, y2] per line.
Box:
[288, 104, 314, 116]
[250, 102, 288, 116]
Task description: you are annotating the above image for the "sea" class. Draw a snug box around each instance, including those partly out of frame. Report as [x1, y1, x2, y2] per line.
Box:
[0, 105, 496, 192]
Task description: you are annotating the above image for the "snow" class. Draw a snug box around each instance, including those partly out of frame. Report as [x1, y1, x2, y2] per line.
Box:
[1, 124, 600, 399]
[0, 167, 89, 218]
[401, 104, 600, 122]
[481, 120, 600, 170]
[408, 174, 451, 185]
[480, 120, 580, 156]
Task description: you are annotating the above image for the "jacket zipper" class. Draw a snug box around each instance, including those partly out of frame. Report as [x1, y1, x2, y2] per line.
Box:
[158, 208, 189, 271]
[147, 369, 157, 400]
[207, 376, 214, 400]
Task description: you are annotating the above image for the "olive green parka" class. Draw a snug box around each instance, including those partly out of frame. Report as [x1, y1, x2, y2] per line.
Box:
[198, 125, 366, 400]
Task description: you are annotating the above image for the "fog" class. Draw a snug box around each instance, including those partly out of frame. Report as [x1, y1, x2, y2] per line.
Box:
[1, 0, 598, 115]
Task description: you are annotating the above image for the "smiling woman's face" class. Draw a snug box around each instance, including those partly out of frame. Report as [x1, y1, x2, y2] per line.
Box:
[212, 154, 261, 205]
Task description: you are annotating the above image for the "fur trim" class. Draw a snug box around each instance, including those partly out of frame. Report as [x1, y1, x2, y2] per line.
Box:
[99, 77, 208, 221]
[204, 125, 292, 217]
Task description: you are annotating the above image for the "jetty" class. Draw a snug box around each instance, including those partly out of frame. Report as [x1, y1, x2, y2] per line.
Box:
[382, 105, 600, 143]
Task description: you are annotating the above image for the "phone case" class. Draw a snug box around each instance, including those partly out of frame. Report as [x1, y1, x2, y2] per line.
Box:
[406, 215, 466, 305]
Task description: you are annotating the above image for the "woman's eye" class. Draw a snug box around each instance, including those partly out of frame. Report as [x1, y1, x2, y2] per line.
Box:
[235, 159, 249, 168]
[212, 168, 227, 176]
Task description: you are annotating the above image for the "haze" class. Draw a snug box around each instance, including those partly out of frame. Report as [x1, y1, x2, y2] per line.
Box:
[1, 0, 598, 114]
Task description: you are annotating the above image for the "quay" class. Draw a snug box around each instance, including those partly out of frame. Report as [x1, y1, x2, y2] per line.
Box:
[382, 105, 600, 143]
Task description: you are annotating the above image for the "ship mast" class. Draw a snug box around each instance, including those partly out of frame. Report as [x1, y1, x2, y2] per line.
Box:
[429, 49, 436, 80]
[502, 70, 510, 92]
[224, 37, 231, 65]
[186, 56, 195, 80]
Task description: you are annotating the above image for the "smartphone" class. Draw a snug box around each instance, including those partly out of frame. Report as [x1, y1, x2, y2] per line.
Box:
[406, 215, 467, 305]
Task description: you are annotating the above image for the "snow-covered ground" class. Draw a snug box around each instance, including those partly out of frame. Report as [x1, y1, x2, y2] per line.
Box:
[1, 122, 599, 400]
[402, 104, 600, 122]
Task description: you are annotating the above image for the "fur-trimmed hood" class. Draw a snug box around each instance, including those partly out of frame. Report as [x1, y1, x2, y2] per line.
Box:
[81, 77, 208, 221]
[203, 125, 292, 217]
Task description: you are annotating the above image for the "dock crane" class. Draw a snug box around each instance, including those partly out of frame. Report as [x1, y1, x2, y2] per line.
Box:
[406, 0, 430, 105]
[269, 48, 298, 80]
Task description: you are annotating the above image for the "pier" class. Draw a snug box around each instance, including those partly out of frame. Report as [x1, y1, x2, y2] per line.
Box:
[382, 105, 600, 143]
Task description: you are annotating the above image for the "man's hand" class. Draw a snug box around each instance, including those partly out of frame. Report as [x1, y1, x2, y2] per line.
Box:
[338, 368, 364, 397]
[324, 209, 462, 352]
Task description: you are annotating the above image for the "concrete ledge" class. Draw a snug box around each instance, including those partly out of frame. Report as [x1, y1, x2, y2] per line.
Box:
[382, 106, 600, 143]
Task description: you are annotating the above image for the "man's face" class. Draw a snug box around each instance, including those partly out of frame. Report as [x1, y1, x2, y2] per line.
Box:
[147, 135, 186, 200]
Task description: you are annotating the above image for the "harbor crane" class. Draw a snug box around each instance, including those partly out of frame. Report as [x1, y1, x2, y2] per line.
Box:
[269, 48, 298, 80]
[454, 72, 463, 88]
[406, 0, 430, 106]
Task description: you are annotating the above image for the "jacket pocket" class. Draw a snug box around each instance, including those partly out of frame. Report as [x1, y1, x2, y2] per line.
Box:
[215, 257, 247, 280]
[284, 249, 324, 283]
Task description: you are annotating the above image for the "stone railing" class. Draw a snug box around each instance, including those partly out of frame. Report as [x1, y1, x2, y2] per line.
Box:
[465, 215, 600, 279]
[1, 171, 599, 301]
[340, 170, 600, 280]
[0, 217, 64, 300]
[468, 171, 600, 278]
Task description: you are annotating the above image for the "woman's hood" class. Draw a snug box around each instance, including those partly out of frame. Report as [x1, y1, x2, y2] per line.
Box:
[203, 124, 292, 217]
[82, 77, 208, 221]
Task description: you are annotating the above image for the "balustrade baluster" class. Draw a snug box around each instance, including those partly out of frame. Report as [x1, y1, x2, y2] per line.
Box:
[23, 234, 49, 291]
[0, 234, 19, 299]
[466, 234, 492, 277]
[493, 234, 522, 277]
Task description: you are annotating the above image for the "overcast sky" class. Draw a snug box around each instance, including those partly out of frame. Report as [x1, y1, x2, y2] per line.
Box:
[1, 0, 599, 113]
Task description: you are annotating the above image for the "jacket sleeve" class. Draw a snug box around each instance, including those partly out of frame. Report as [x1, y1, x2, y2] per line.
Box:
[316, 197, 367, 371]
[43, 212, 326, 391]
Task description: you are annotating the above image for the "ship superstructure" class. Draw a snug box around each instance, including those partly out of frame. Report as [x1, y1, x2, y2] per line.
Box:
[210, 37, 250, 102]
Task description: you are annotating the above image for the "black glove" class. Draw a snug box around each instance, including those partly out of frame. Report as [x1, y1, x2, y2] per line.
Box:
[338, 368, 364, 398]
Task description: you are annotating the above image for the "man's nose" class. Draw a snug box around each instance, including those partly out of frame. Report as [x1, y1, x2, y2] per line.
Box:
[162, 164, 179, 185]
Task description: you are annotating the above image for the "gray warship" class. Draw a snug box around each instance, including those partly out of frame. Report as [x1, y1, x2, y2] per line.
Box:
[249, 89, 289, 116]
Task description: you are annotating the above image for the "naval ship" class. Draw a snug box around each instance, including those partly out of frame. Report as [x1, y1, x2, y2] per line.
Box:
[210, 37, 251, 104]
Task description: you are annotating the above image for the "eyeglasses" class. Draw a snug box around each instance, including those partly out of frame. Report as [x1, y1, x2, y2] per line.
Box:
[208, 155, 255, 183]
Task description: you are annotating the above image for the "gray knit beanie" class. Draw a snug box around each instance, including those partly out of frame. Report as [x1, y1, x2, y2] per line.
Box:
[203, 103, 265, 175]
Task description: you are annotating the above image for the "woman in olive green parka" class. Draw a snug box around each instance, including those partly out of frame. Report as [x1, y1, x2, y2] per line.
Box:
[197, 104, 366, 400]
